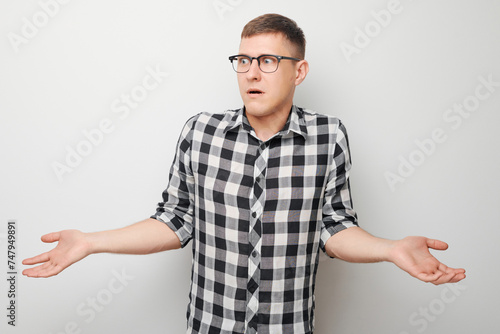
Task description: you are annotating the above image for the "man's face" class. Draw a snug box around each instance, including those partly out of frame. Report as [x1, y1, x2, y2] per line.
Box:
[237, 33, 304, 122]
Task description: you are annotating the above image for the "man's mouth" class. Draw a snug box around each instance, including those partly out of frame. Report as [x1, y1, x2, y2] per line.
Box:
[247, 89, 264, 95]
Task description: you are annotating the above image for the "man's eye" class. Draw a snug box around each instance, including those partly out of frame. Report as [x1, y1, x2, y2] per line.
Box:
[239, 58, 250, 65]
[262, 57, 276, 64]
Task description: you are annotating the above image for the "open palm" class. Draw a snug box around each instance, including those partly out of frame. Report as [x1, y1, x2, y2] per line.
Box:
[22, 230, 91, 278]
[389, 236, 466, 285]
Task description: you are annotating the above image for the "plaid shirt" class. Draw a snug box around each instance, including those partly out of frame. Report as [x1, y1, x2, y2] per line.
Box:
[152, 106, 358, 334]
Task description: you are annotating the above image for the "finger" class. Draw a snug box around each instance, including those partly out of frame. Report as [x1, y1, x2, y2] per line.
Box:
[41, 232, 61, 243]
[23, 262, 62, 278]
[437, 263, 466, 279]
[22, 265, 49, 277]
[22, 263, 50, 277]
[22, 252, 50, 265]
[426, 238, 449, 251]
[429, 264, 467, 285]
[430, 265, 455, 285]
[437, 262, 466, 275]
[444, 266, 466, 275]
[417, 271, 443, 283]
[22, 260, 53, 276]
[443, 267, 467, 283]
[449, 271, 466, 283]
[432, 271, 458, 285]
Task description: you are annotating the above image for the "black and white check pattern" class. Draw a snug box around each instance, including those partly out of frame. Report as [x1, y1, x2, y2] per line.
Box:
[152, 106, 358, 334]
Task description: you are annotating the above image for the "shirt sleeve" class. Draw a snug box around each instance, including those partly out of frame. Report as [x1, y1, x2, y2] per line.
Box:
[151, 115, 198, 248]
[320, 120, 359, 254]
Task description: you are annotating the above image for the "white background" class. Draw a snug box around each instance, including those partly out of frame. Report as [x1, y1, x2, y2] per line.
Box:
[1, 0, 499, 333]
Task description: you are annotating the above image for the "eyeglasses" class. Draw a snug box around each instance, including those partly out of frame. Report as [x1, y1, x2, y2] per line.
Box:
[228, 54, 302, 73]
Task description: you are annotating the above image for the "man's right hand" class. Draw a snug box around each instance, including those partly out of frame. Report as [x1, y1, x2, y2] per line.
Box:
[22, 229, 92, 278]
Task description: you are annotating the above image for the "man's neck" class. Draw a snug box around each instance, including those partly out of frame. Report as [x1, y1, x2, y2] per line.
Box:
[245, 105, 292, 142]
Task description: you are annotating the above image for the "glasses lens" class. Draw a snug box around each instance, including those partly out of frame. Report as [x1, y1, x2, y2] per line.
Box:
[232, 56, 251, 73]
[258, 55, 279, 73]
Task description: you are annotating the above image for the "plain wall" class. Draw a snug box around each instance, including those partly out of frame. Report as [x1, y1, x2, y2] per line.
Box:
[1, 0, 499, 333]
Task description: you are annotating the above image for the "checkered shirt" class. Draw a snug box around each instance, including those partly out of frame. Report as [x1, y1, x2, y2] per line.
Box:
[152, 105, 358, 334]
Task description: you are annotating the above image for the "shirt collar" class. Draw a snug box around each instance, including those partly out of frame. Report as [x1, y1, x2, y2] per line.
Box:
[224, 105, 308, 139]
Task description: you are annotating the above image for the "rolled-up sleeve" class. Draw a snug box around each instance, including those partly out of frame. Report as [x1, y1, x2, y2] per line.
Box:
[320, 121, 359, 253]
[151, 115, 198, 248]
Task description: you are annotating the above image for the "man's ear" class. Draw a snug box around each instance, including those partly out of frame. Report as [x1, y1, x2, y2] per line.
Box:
[294, 60, 309, 86]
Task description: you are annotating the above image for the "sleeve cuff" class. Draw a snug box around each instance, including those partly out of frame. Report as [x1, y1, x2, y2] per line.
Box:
[320, 221, 358, 257]
[150, 212, 193, 248]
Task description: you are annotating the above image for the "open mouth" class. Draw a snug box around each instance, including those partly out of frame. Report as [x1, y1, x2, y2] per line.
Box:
[247, 89, 264, 95]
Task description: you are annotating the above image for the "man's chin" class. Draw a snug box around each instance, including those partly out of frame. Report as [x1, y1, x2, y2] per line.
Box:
[244, 104, 270, 118]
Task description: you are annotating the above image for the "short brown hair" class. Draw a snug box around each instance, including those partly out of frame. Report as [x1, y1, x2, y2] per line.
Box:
[241, 13, 306, 59]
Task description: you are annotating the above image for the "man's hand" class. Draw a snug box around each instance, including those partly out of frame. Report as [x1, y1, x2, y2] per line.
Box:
[387, 236, 466, 285]
[325, 227, 466, 285]
[22, 230, 91, 278]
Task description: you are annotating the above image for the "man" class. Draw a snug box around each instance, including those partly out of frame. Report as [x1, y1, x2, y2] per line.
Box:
[23, 14, 465, 334]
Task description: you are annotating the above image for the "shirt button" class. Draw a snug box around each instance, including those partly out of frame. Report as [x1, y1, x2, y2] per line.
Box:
[248, 280, 257, 294]
[252, 250, 258, 257]
[252, 212, 257, 218]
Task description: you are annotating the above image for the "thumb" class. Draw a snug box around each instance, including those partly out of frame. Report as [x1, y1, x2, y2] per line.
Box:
[41, 232, 61, 243]
[427, 238, 449, 251]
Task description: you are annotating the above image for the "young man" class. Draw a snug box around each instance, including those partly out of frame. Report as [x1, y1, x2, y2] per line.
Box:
[23, 14, 465, 334]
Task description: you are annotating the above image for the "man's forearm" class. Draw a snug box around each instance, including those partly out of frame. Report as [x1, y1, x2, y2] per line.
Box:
[325, 226, 394, 263]
[22, 218, 181, 278]
[88, 218, 182, 255]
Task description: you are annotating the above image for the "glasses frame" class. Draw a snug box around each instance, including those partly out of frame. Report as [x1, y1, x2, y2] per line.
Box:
[228, 54, 302, 73]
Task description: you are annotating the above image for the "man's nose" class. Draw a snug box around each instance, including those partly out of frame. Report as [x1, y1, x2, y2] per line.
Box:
[245, 58, 261, 79]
